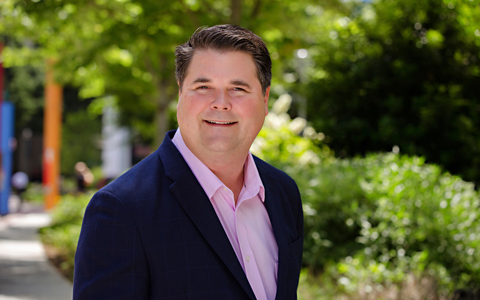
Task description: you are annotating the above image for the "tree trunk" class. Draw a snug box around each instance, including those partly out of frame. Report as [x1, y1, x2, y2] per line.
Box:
[155, 82, 170, 148]
[146, 53, 175, 148]
[230, 0, 243, 25]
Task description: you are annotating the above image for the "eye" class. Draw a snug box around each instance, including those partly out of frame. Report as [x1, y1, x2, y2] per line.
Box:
[197, 86, 209, 90]
[232, 87, 246, 91]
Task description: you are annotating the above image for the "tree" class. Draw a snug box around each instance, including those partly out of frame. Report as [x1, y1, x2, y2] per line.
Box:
[303, 0, 480, 183]
[1, 0, 346, 146]
[3, 64, 44, 135]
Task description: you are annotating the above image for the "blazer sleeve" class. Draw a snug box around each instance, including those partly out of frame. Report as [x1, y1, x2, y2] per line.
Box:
[293, 180, 304, 267]
[286, 177, 304, 299]
[73, 190, 150, 299]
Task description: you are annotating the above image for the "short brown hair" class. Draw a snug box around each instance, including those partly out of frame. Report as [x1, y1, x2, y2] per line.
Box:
[175, 24, 272, 95]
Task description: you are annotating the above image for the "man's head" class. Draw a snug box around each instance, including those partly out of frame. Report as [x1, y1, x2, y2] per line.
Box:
[175, 24, 271, 96]
[175, 25, 271, 164]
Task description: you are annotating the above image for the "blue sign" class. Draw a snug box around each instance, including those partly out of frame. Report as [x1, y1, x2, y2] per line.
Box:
[1, 101, 15, 215]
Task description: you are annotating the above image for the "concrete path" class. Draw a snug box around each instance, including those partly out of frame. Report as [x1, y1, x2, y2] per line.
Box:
[0, 202, 73, 300]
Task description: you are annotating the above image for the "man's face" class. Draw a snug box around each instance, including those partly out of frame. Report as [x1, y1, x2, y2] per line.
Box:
[177, 49, 269, 160]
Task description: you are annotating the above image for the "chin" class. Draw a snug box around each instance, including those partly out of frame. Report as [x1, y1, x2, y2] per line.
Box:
[205, 144, 237, 153]
[203, 140, 241, 153]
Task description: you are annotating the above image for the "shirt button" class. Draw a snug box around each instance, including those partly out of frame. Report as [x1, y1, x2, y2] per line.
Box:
[246, 256, 250, 262]
[223, 187, 228, 191]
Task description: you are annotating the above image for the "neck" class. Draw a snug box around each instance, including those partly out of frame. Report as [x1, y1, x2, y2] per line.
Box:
[202, 152, 247, 204]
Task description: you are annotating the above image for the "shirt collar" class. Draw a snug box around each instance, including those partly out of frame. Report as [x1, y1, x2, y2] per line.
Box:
[242, 150, 265, 203]
[172, 129, 265, 202]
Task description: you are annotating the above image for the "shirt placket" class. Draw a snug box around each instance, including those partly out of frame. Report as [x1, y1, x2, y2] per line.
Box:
[236, 203, 268, 300]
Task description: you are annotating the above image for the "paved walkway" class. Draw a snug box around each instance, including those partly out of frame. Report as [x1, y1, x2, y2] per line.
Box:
[0, 201, 73, 300]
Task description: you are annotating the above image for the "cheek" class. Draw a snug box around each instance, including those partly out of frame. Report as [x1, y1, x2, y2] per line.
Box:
[177, 100, 193, 126]
[176, 101, 186, 120]
[251, 101, 267, 119]
[241, 107, 266, 129]
[178, 97, 204, 121]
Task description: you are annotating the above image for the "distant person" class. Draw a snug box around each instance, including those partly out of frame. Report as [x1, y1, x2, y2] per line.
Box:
[11, 171, 29, 212]
[74, 162, 94, 193]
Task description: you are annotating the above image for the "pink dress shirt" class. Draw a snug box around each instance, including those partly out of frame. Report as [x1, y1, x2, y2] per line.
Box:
[172, 129, 279, 300]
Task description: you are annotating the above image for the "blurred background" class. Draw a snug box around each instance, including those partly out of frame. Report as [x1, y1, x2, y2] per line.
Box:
[0, 0, 479, 299]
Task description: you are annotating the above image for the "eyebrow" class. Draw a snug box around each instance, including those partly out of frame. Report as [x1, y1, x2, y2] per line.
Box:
[192, 77, 211, 84]
[190, 77, 251, 89]
[230, 80, 251, 89]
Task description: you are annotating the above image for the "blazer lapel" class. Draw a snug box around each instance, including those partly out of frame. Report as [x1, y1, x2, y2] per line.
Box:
[159, 132, 256, 300]
[256, 163, 289, 300]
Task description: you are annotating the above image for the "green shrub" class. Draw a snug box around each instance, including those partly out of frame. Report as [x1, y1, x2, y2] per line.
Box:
[253, 95, 480, 297]
[23, 182, 44, 204]
[332, 153, 480, 294]
[39, 192, 92, 281]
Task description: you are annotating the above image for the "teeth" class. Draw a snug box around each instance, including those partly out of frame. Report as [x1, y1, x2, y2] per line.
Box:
[206, 120, 236, 125]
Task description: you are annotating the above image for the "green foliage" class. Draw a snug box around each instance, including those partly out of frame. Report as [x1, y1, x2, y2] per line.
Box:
[297, 269, 338, 300]
[89, 166, 104, 188]
[356, 154, 480, 282]
[303, 0, 480, 184]
[253, 96, 480, 297]
[48, 193, 91, 226]
[4, 64, 45, 134]
[61, 110, 101, 175]
[39, 192, 92, 281]
[322, 153, 480, 296]
[1, 0, 342, 145]
[23, 182, 45, 204]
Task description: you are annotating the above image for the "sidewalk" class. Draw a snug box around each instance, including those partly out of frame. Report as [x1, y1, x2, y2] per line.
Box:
[0, 201, 73, 300]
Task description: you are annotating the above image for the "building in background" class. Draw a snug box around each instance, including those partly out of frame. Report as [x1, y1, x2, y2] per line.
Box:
[101, 102, 131, 182]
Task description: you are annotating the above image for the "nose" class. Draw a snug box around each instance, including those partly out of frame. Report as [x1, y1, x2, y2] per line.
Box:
[211, 91, 231, 111]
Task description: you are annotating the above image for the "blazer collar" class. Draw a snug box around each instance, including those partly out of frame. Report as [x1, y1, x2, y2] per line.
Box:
[158, 130, 256, 300]
[254, 157, 290, 300]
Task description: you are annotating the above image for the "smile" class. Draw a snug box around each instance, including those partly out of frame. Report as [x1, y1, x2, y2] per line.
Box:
[205, 120, 237, 125]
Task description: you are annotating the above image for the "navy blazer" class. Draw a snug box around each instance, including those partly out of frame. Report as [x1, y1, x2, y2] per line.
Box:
[74, 130, 303, 300]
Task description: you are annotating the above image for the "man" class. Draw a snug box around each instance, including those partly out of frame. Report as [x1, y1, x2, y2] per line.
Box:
[74, 24, 303, 300]
[11, 171, 29, 212]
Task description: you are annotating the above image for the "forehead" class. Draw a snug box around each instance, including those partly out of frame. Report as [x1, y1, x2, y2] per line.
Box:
[185, 49, 259, 82]
[190, 49, 255, 67]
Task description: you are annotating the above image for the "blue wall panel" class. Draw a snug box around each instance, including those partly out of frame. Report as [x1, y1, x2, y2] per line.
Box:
[1, 101, 15, 215]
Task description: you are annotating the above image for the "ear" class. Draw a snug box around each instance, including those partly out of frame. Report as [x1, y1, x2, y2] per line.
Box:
[264, 86, 270, 116]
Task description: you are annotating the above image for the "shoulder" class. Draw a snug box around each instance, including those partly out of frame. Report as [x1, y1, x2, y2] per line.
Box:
[99, 130, 185, 201]
[253, 155, 298, 188]
[101, 148, 165, 197]
[82, 139, 185, 225]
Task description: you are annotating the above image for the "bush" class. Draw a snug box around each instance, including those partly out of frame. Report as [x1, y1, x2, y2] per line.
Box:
[331, 153, 480, 294]
[23, 182, 44, 204]
[252, 95, 480, 298]
[39, 192, 92, 281]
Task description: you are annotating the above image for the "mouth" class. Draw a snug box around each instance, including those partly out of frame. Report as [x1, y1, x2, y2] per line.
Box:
[205, 120, 237, 125]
